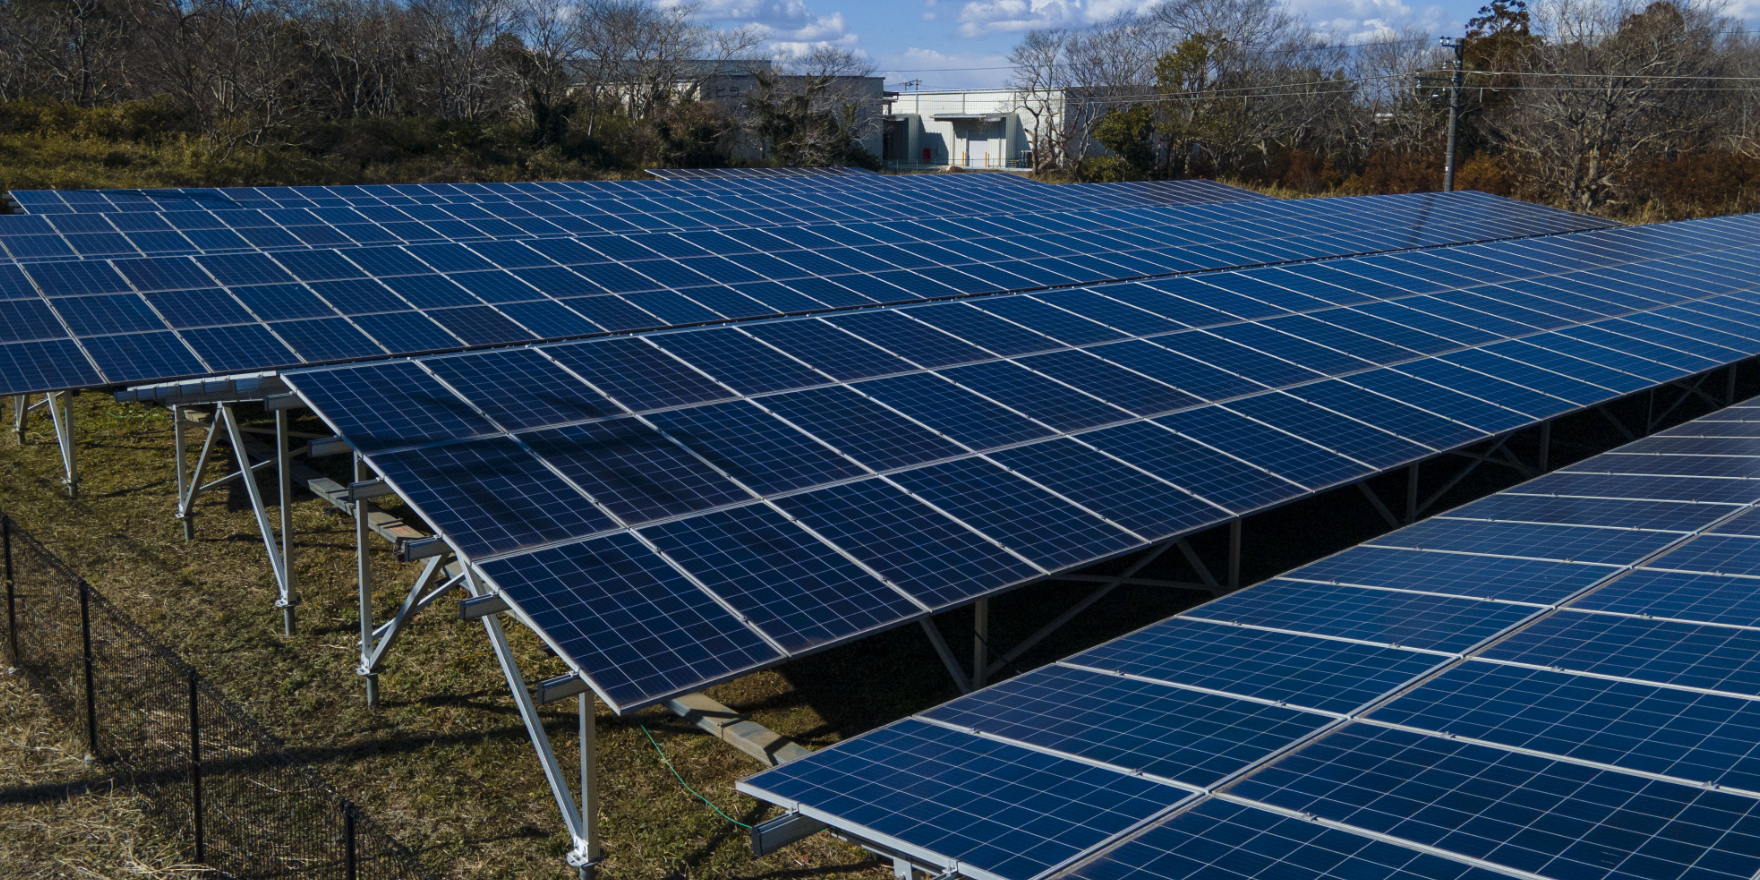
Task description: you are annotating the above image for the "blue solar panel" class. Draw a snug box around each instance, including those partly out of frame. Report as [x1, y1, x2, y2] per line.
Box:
[1369, 518, 1683, 566]
[923, 664, 1329, 787]
[988, 438, 1229, 540]
[1233, 724, 1760, 880]
[1067, 617, 1446, 715]
[737, 718, 1185, 880]
[1294, 544, 1619, 604]
[1189, 578, 1539, 653]
[1372, 661, 1760, 792]
[1066, 799, 1509, 880]
[641, 504, 919, 653]
[1486, 612, 1760, 698]
[369, 437, 613, 557]
[771, 478, 1039, 609]
[890, 457, 1138, 569]
[760, 386, 966, 471]
[1084, 421, 1304, 514]
[480, 533, 780, 713]
[1156, 406, 1375, 491]
[647, 400, 867, 495]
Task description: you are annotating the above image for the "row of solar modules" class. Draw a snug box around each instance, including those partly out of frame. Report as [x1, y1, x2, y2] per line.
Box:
[0, 180, 1416, 268]
[741, 401, 1760, 880]
[7, 169, 1029, 214]
[3, 175, 1257, 218]
[280, 212, 1760, 714]
[1, 192, 1600, 398]
[0, 178, 1260, 262]
[646, 167, 878, 179]
[6, 170, 1022, 214]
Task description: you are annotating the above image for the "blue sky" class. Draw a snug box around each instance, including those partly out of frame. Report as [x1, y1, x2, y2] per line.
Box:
[672, 0, 1493, 89]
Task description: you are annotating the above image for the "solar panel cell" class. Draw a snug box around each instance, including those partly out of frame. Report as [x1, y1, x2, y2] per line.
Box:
[480, 533, 780, 713]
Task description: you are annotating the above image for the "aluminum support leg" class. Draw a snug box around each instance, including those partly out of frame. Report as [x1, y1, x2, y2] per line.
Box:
[47, 392, 77, 497]
[1729, 364, 1741, 406]
[172, 406, 193, 540]
[1227, 520, 1242, 592]
[1405, 463, 1419, 524]
[970, 598, 990, 689]
[579, 693, 600, 877]
[355, 455, 377, 708]
[10, 395, 23, 443]
[1537, 421, 1551, 474]
[277, 411, 296, 637]
[466, 569, 596, 871]
[217, 405, 292, 633]
[177, 413, 220, 540]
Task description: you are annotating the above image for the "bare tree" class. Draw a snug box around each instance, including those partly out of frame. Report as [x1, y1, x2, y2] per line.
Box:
[1494, 0, 1735, 209]
[1006, 28, 1069, 174]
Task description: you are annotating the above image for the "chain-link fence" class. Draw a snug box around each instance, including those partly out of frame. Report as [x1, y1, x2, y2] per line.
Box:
[2, 512, 433, 880]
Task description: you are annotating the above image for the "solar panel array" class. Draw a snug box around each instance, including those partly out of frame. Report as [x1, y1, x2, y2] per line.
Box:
[3, 174, 1258, 218]
[2, 191, 1601, 399]
[280, 212, 1760, 715]
[646, 166, 880, 179]
[0, 177, 1269, 263]
[740, 400, 1760, 880]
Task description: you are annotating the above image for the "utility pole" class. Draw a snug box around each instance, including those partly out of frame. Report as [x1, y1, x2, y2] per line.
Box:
[1439, 36, 1465, 192]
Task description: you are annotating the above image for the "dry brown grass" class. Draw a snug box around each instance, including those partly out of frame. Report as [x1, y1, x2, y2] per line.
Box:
[0, 395, 1196, 879]
[0, 669, 205, 880]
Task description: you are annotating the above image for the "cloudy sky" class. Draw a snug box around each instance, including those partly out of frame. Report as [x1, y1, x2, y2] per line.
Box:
[675, 0, 1487, 89]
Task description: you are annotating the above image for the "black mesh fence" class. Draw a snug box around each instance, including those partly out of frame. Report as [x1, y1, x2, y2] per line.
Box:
[2, 512, 433, 880]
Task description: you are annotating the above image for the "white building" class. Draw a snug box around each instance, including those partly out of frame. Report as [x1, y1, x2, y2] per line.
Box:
[883, 89, 1060, 170]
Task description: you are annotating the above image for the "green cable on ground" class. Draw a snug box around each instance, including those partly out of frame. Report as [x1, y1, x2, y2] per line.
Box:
[640, 723, 752, 830]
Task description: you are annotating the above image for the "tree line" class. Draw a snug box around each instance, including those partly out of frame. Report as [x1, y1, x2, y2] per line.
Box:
[1010, 0, 1760, 218]
[0, 0, 878, 188]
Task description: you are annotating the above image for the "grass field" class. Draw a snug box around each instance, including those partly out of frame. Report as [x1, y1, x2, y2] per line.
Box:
[0, 395, 1214, 879]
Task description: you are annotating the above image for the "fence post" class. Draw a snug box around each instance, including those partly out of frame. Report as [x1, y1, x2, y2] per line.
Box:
[4, 516, 15, 666]
[344, 801, 358, 880]
[188, 668, 205, 865]
[79, 580, 96, 755]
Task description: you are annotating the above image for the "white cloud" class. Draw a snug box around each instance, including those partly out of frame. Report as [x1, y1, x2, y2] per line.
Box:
[879, 46, 1015, 89]
[951, 0, 1170, 38]
[663, 0, 859, 49]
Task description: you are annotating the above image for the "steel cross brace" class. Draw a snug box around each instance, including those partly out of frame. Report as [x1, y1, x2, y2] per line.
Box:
[1651, 373, 1721, 431]
[216, 404, 299, 635]
[1419, 432, 1518, 517]
[353, 480, 465, 709]
[983, 542, 1181, 680]
[463, 569, 601, 878]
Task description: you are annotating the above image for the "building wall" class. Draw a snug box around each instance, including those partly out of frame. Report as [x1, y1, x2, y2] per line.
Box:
[883, 89, 1060, 169]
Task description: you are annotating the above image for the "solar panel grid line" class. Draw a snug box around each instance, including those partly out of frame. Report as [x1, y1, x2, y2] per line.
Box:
[299, 225, 1731, 461]
[1350, 711, 1760, 798]
[1059, 484, 1760, 879]
[295, 234, 1760, 570]
[1198, 792, 1557, 880]
[737, 419, 1760, 880]
[1047, 660, 1354, 721]
[909, 712, 1213, 794]
[3, 197, 1619, 399]
[267, 216, 1760, 718]
[390, 327, 1012, 659]
[0, 188, 1542, 268]
[9, 176, 1243, 217]
[1273, 574, 1554, 608]
[82, 216, 1760, 411]
[734, 362, 1177, 549]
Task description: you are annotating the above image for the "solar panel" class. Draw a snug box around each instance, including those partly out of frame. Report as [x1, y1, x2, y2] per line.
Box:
[10, 190, 1612, 399]
[740, 402, 1760, 880]
[283, 214, 1760, 715]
